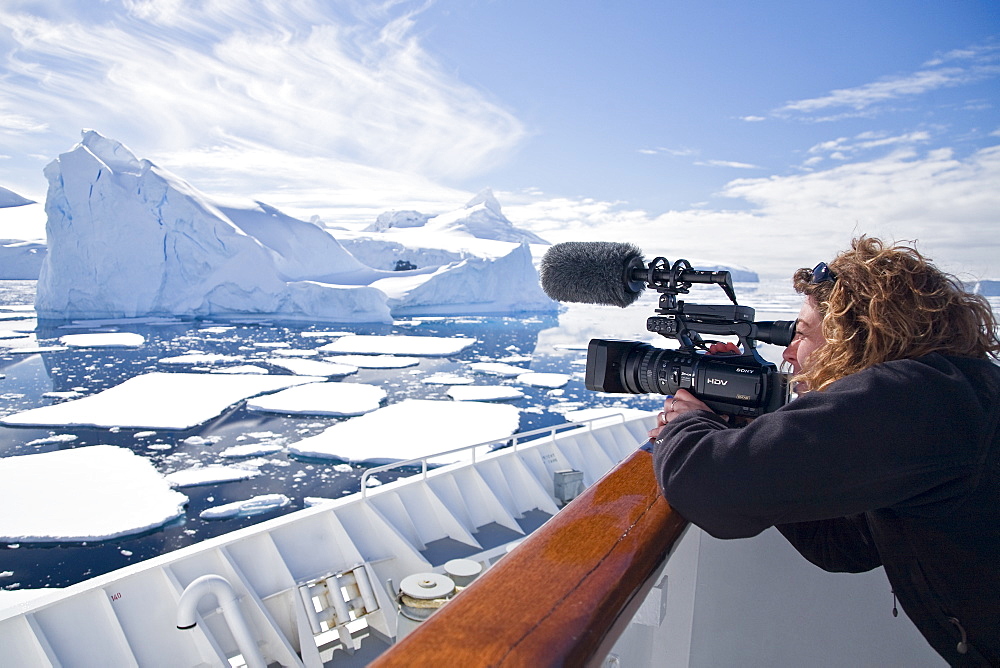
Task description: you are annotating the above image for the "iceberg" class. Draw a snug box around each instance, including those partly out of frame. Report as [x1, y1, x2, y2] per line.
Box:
[0, 191, 46, 278]
[34, 131, 557, 322]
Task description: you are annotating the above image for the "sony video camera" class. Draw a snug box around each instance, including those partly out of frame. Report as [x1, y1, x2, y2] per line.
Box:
[539, 242, 796, 418]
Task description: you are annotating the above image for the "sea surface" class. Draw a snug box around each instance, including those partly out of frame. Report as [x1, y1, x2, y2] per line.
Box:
[10, 278, 985, 592]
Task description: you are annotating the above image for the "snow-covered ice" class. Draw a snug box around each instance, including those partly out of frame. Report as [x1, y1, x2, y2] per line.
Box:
[469, 361, 529, 377]
[58, 332, 145, 348]
[219, 443, 285, 458]
[199, 494, 290, 520]
[0, 445, 188, 542]
[159, 353, 243, 366]
[165, 465, 260, 488]
[421, 373, 474, 385]
[245, 382, 386, 416]
[319, 334, 476, 356]
[0, 372, 323, 430]
[263, 358, 358, 377]
[324, 354, 420, 369]
[446, 385, 524, 402]
[286, 399, 520, 464]
[516, 372, 570, 388]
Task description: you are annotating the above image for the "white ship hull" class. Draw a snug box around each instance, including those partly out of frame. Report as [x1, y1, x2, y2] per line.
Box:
[0, 413, 943, 666]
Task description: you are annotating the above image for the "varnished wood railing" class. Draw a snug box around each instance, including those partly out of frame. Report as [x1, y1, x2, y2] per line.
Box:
[370, 447, 688, 667]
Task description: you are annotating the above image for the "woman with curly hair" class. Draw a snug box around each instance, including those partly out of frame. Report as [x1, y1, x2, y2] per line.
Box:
[649, 236, 1000, 665]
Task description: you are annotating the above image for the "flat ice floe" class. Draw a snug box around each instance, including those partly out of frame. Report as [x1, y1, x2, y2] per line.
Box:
[287, 399, 520, 464]
[516, 372, 570, 388]
[58, 332, 145, 348]
[469, 361, 529, 377]
[159, 353, 243, 365]
[318, 334, 476, 356]
[0, 372, 323, 429]
[0, 445, 188, 542]
[325, 354, 420, 369]
[165, 465, 260, 487]
[263, 358, 358, 377]
[199, 494, 290, 520]
[421, 373, 473, 385]
[246, 382, 387, 416]
[446, 385, 524, 402]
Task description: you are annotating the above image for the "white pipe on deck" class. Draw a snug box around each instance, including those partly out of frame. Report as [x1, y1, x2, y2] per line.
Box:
[176, 574, 267, 668]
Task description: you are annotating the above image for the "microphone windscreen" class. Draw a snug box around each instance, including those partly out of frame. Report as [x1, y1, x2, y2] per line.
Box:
[539, 241, 644, 308]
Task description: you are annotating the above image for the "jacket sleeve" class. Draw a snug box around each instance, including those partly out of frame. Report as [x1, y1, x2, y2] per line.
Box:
[776, 515, 881, 573]
[651, 356, 987, 540]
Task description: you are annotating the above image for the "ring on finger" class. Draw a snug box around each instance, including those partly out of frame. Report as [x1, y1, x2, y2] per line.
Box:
[669, 397, 678, 411]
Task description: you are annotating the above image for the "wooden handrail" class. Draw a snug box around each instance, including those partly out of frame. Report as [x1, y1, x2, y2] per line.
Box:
[370, 447, 688, 667]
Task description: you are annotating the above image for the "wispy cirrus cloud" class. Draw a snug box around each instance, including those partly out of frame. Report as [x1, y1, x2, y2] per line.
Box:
[0, 0, 525, 200]
[774, 42, 1000, 119]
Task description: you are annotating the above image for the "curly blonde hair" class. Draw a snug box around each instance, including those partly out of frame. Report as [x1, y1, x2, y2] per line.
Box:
[792, 236, 1000, 392]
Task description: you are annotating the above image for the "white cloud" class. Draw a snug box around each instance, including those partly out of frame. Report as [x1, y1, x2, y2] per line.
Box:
[775, 42, 1000, 118]
[508, 145, 1000, 280]
[695, 159, 761, 169]
[0, 1, 525, 192]
[804, 131, 932, 164]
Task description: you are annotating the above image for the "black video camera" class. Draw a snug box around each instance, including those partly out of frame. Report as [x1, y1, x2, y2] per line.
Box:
[577, 252, 795, 418]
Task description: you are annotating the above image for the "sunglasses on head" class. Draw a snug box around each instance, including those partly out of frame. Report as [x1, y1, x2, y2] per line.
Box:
[810, 262, 837, 284]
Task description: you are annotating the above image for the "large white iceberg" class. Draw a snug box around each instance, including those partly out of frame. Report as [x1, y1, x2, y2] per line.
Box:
[0, 190, 46, 279]
[35, 131, 557, 321]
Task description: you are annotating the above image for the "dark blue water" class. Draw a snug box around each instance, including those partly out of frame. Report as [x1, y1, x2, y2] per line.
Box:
[0, 281, 662, 591]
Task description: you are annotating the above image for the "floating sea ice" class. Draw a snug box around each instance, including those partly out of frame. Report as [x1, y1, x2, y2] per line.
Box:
[299, 331, 352, 338]
[166, 465, 260, 488]
[447, 385, 524, 402]
[219, 442, 285, 458]
[318, 334, 477, 357]
[0, 372, 323, 430]
[287, 399, 520, 464]
[25, 433, 78, 446]
[210, 365, 270, 375]
[246, 382, 386, 416]
[180, 435, 221, 446]
[199, 494, 290, 520]
[269, 348, 318, 357]
[4, 345, 68, 354]
[469, 361, 529, 377]
[159, 353, 244, 365]
[263, 358, 358, 377]
[58, 332, 145, 348]
[41, 391, 84, 400]
[516, 372, 570, 388]
[0, 445, 188, 542]
[324, 354, 420, 369]
[421, 373, 473, 385]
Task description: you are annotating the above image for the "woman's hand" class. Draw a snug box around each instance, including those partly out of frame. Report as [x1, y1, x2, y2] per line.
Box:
[647, 388, 714, 440]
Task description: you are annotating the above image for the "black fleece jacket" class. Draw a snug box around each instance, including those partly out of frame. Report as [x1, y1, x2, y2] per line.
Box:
[651, 354, 1000, 666]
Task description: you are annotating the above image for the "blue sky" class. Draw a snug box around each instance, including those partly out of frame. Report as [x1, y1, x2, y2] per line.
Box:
[1, 0, 998, 278]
